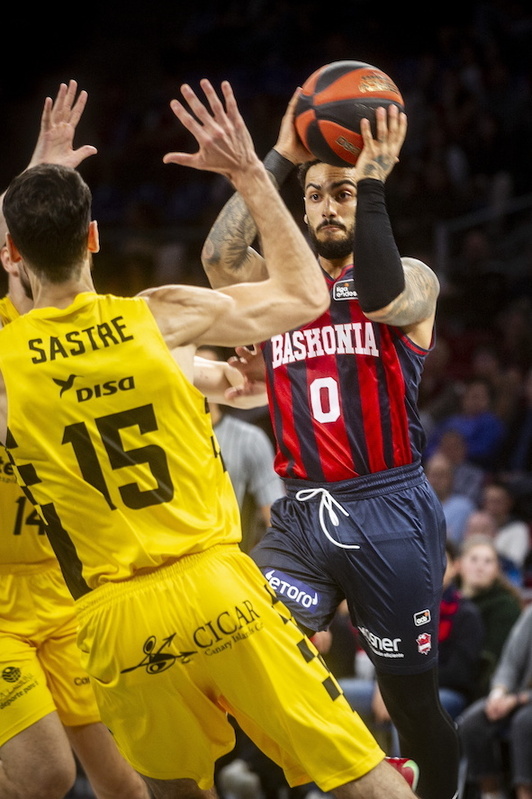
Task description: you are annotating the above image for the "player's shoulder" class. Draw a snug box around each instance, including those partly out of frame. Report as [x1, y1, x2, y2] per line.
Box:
[401, 256, 436, 274]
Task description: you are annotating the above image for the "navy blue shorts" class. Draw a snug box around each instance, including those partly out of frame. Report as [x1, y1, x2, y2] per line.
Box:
[251, 462, 446, 675]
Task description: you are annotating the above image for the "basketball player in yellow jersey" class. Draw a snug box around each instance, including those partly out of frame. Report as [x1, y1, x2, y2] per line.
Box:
[0, 82, 150, 799]
[0, 80, 417, 799]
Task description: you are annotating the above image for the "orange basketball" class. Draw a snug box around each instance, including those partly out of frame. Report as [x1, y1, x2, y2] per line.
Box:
[294, 60, 404, 166]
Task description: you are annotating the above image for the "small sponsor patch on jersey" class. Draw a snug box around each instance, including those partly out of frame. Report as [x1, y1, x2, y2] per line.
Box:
[333, 280, 358, 301]
[414, 609, 431, 626]
[416, 632, 432, 655]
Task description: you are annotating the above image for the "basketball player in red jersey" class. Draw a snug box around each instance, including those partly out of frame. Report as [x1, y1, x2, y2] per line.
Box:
[201, 91, 460, 799]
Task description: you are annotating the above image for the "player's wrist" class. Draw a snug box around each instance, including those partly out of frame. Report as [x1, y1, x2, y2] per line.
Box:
[263, 149, 296, 187]
[231, 159, 274, 200]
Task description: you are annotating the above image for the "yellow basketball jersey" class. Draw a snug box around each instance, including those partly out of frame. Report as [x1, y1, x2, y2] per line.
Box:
[0, 292, 241, 598]
[0, 295, 56, 565]
[0, 295, 19, 328]
[0, 446, 53, 565]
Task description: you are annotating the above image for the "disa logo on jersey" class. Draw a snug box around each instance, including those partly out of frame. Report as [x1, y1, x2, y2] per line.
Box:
[333, 279, 357, 301]
[53, 374, 135, 402]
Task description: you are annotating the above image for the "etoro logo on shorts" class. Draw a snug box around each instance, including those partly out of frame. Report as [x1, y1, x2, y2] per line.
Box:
[358, 626, 404, 659]
[264, 569, 319, 611]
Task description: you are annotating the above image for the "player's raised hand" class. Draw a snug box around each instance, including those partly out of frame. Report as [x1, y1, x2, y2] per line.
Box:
[164, 80, 260, 181]
[274, 87, 314, 165]
[27, 80, 97, 170]
[355, 104, 407, 183]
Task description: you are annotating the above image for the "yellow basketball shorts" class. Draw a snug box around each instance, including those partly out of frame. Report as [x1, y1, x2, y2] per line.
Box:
[0, 560, 101, 747]
[76, 544, 384, 791]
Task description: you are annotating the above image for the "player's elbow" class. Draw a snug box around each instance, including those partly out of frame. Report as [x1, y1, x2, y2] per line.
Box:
[292, 281, 330, 324]
[201, 242, 222, 281]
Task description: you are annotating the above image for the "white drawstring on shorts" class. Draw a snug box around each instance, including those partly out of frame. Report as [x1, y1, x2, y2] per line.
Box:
[295, 487, 360, 550]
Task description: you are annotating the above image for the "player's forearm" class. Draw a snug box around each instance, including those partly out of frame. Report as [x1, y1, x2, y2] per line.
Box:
[230, 161, 327, 312]
[353, 179, 405, 313]
[201, 149, 296, 289]
[354, 180, 438, 326]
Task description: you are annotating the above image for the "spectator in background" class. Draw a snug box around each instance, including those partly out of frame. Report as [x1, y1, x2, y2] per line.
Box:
[425, 376, 506, 470]
[470, 343, 523, 425]
[437, 428, 486, 506]
[480, 480, 531, 585]
[418, 336, 462, 439]
[456, 534, 523, 699]
[495, 299, 532, 378]
[463, 510, 498, 540]
[458, 604, 532, 799]
[437, 540, 486, 719]
[425, 450, 477, 545]
[498, 367, 532, 481]
[197, 345, 284, 553]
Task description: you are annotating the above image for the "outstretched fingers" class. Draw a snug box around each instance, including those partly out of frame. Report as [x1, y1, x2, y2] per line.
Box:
[68, 87, 89, 129]
[27, 80, 96, 171]
[201, 78, 228, 121]
[164, 79, 258, 177]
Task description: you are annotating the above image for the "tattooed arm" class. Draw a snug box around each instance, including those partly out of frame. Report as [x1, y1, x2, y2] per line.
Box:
[201, 88, 313, 289]
[201, 192, 268, 288]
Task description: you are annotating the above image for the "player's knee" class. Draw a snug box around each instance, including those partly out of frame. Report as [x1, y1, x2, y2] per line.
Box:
[331, 760, 414, 797]
[27, 759, 76, 799]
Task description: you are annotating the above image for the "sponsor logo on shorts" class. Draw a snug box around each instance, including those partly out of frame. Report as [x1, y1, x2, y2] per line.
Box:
[121, 633, 194, 675]
[416, 632, 432, 655]
[0, 668, 38, 710]
[358, 626, 404, 659]
[333, 279, 358, 301]
[2, 666, 21, 683]
[413, 609, 431, 626]
[264, 570, 319, 611]
[121, 601, 266, 671]
[191, 600, 264, 656]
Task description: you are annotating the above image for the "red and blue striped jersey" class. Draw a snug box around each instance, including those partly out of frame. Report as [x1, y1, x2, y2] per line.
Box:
[261, 265, 431, 482]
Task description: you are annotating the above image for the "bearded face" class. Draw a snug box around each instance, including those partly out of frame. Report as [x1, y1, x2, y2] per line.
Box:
[307, 216, 355, 260]
[302, 162, 357, 263]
